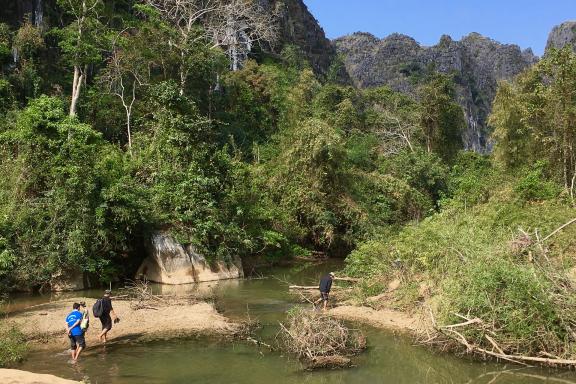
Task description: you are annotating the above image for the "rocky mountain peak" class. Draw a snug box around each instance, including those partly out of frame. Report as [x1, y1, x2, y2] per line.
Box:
[260, 0, 336, 73]
[546, 21, 576, 53]
[334, 31, 537, 151]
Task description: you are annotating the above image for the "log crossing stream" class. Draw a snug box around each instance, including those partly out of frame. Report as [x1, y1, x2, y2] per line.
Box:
[7, 261, 576, 383]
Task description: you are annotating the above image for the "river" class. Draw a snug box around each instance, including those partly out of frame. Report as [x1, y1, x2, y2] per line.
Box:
[6, 261, 576, 383]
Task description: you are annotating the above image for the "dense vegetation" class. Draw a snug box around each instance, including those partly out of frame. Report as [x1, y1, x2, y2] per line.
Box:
[2, 0, 576, 363]
[346, 48, 576, 359]
[0, 321, 27, 367]
[0, 1, 465, 292]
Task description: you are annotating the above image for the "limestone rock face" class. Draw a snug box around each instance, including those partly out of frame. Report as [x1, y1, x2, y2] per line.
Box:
[334, 32, 538, 151]
[50, 270, 90, 292]
[260, 0, 338, 75]
[546, 21, 576, 53]
[136, 232, 243, 285]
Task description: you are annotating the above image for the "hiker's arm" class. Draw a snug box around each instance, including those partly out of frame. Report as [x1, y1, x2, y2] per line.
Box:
[66, 319, 81, 334]
[110, 308, 117, 320]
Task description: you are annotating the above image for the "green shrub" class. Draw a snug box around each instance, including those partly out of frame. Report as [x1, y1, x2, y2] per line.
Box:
[514, 162, 561, 202]
[344, 239, 392, 278]
[380, 149, 449, 205]
[439, 258, 568, 355]
[0, 321, 28, 367]
[442, 151, 493, 207]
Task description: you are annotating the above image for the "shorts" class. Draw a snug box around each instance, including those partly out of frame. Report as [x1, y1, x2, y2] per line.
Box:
[320, 292, 329, 301]
[69, 334, 86, 350]
[100, 314, 112, 331]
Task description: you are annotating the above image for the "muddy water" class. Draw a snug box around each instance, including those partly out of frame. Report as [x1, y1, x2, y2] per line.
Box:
[9, 262, 576, 383]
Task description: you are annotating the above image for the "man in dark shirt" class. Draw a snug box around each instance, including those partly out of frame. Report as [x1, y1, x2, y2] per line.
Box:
[98, 290, 118, 343]
[316, 272, 335, 311]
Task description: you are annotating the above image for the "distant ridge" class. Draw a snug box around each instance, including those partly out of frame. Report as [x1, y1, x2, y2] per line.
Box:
[333, 32, 537, 151]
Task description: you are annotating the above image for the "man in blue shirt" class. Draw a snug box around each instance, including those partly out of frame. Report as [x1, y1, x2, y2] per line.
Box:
[65, 302, 86, 361]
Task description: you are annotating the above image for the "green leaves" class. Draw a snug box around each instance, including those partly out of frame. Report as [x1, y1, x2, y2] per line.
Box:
[0, 96, 137, 289]
[53, 0, 105, 67]
[418, 73, 466, 162]
[491, 47, 576, 189]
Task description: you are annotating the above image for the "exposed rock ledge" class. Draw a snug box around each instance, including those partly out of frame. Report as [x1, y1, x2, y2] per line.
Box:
[0, 369, 80, 384]
[136, 231, 243, 285]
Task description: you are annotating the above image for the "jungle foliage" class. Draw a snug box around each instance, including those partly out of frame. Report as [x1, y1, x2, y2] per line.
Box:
[0, 1, 471, 291]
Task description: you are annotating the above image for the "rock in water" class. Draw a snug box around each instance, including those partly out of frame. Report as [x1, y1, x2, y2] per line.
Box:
[135, 232, 243, 284]
[546, 21, 576, 53]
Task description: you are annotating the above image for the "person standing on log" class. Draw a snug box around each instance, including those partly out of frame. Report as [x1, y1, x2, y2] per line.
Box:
[316, 272, 335, 311]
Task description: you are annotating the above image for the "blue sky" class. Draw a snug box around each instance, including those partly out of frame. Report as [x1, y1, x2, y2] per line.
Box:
[304, 0, 576, 56]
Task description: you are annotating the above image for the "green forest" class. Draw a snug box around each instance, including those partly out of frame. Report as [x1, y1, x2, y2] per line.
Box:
[2, 0, 576, 363]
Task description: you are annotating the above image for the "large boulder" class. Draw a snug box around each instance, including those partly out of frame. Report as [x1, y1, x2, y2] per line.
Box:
[135, 232, 243, 284]
[49, 270, 91, 292]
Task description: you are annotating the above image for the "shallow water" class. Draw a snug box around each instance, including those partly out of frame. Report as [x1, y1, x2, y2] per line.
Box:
[10, 262, 576, 383]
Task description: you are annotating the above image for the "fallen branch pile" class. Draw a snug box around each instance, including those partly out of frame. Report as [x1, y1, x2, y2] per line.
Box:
[426, 311, 576, 368]
[277, 307, 366, 369]
[119, 279, 214, 310]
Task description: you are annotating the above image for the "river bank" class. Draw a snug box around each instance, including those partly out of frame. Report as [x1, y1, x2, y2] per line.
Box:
[329, 305, 423, 334]
[7, 297, 240, 351]
[7, 262, 576, 383]
[0, 369, 81, 384]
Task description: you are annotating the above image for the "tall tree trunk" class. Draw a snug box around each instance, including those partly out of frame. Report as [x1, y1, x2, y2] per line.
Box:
[69, 65, 84, 117]
[179, 52, 186, 96]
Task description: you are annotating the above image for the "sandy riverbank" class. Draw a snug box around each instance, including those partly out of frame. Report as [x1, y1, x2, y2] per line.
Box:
[0, 369, 81, 384]
[329, 305, 424, 334]
[7, 297, 240, 350]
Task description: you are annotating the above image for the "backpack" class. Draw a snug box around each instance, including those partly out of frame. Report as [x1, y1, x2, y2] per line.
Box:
[80, 310, 90, 331]
[93, 299, 104, 318]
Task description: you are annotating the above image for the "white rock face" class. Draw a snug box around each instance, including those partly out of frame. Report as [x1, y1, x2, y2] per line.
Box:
[50, 270, 87, 292]
[135, 232, 243, 284]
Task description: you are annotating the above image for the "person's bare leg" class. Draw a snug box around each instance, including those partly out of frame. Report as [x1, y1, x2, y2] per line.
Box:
[70, 348, 76, 360]
[323, 300, 328, 311]
[73, 346, 83, 361]
[99, 329, 108, 343]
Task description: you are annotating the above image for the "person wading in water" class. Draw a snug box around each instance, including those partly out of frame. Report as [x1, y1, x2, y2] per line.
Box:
[65, 302, 86, 362]
[96, 290, 119, 343]
[315, 272, 335, 311]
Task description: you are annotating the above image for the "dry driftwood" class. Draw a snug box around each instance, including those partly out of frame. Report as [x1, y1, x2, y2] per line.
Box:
[277, 308, 366, 370]
[289, 285, 346, 290]
[428, 311, 576, 367]
[307, 355, 352, 370]
[542, 218, 576, 242]
[333, 277, 360, 283]
[119, 279, 207, 310]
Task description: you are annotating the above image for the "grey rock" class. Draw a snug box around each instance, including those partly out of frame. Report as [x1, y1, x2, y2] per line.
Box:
[136, 232, 243, 285]
[334, 32, 537, 151]
[546, 21, 576, 53]
[260, 0, 337, 75]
